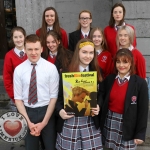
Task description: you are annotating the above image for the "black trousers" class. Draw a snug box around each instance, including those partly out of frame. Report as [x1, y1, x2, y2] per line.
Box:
[25, 105, 56, 150]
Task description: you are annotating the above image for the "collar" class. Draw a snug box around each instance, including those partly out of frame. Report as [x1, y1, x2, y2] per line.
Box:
[115, 72, 130, 81]
[79, 65, 89, 72]
[81, 30, 90, 38]
[27, 57, 42, 66]
[96, 49, 102, 55]
[114, 22, 126, 31]
[47, 26, 53, 32]
[119, 44, 134, 51]
[14, 47, 25, 56]
[49, 51, 57, 58]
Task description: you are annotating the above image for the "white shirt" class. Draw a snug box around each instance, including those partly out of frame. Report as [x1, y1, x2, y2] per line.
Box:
[14, 47, 25, 57]
[14, 57, 59, 108]
[47, 26, 53, 32]
[79, 65, 89, 72]
[81, 30, 89, 38]
[120, 45, 134, 51]
[96, 49, 102, 55]
[115, 72, 130, 84]
[49, 51, 57, 58]
[114, 22, 126, 31]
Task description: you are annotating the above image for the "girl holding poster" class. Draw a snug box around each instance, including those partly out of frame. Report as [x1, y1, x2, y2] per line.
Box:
[55, 38, 103, 150]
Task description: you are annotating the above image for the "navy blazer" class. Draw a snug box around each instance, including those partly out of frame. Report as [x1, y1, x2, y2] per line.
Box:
[99, 74, 149, 141]
[69, 28, 92, 52]
[55, 66, 103, 133]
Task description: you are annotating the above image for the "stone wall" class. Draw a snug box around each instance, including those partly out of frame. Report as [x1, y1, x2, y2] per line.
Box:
[122, 1, 150, 76]
[55, 0, 119, 34]
[15, 0, 55, 35]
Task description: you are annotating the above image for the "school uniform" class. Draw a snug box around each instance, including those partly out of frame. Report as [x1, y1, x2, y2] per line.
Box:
[104, 23, 137, 57]
[3, 48, 27, 103]
[14, 57, 59, 150]
[55, 65, 103, 150]
[97, 50, 112, 78]
[121, 45, 146, 79]
[46, 49, 73, 74]
[36, 27, 68, 49]
[69, 28, 92, 51]
[99, 74, 148, 150]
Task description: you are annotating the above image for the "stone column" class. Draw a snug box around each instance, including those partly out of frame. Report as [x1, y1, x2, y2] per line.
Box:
[15, 0, 55, 35]
[113, 0, 122, 5]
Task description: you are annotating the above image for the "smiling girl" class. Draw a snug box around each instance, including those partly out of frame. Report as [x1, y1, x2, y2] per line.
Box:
[55, 38, 103, 149]
[36, 7, 68, 49]
[69, 10, 92, 51]
[100, 49, 148, 150]
[104, 3, 136, 57]
[116, 25, 146, 79]
[90, 27, 112, 78]
[3, 26, 27, 110]
[42, 30, 72, 73]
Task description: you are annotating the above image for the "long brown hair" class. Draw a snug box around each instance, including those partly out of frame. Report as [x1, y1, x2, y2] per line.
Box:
[69, 38, 103, 82]
[42, 30, 72, 71]
[40, 7, 61, 48]
[109, 3, 126, 27]
[77, 10, 92, 30]
[90, 27, 108, 51]
[114, 48, 135, 75]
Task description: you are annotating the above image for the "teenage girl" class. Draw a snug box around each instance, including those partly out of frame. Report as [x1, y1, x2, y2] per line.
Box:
[116, 25, 146, 79]
[55, 38, 104, 149]
[100, 48, 148, 150]
[104, 3, 136, 57]
[69, 10, 92, 51]
[3, 26, 27, 110]
[36, 7, 68, 49]
[42, 30, 72, 73]
[90, 27, 112, 78]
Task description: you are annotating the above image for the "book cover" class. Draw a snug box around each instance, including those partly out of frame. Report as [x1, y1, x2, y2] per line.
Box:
[62, 71, 97, 116]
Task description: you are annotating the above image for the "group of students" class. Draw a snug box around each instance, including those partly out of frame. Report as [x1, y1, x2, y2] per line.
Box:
[3, 2, 148, 150]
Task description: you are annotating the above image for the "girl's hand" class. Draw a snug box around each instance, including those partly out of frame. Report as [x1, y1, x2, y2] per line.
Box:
[59, 109, 74, 119]
[134, 139, 144, 145]
[91, 105, 100, 116]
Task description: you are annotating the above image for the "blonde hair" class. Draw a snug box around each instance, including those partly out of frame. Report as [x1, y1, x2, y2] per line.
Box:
[72, 86, 90, 97]
[116, 26, 134, 49]
[90, 27, 108, 51]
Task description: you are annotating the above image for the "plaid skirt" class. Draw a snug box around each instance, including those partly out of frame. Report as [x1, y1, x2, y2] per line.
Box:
[102, 110, 137, 150]
[56, 116, 103, 150]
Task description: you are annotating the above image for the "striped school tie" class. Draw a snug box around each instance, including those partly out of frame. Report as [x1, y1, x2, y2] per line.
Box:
[19, 51, 24, 58]
[28, 64, 37, 105]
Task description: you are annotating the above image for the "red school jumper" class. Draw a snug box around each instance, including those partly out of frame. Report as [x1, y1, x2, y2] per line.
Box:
[3, 49, 27, 102]
[132, 48, 146, 79]
[47, 55, 56, 64]
[97, 51, 112, 78]
[104, 24, 137, 57]
[36, 28, 68, 49]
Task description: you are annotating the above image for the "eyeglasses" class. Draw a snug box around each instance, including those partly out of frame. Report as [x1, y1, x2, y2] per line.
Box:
[80, 17, 91, 21]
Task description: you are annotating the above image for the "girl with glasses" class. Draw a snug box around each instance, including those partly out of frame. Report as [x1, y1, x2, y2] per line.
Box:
[69, 10, 92, 52]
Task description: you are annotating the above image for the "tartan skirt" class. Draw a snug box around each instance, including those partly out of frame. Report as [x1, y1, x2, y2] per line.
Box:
[102, 110, 137, 150]
[56, 116, 103, 150]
